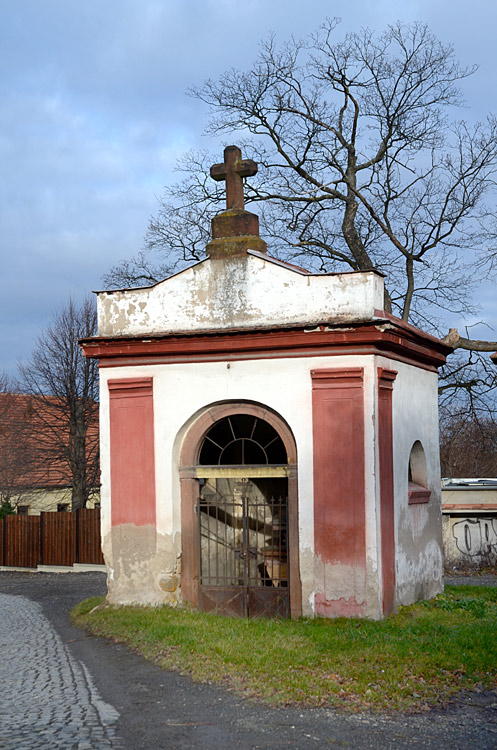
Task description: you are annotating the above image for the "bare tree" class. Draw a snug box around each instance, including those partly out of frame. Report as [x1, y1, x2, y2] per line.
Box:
[0, 373, 19, 515]
[0, 372, 11, 393]
[103, 20, 497, 421]
[440, 413, 497, 477]
[107, 20, 496, 324]
[17, 297, 99, 510]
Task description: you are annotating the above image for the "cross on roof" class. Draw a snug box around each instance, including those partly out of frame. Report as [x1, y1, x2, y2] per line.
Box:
[210, 145, 258, 210]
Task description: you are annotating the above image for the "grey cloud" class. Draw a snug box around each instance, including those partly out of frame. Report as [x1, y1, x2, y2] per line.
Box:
[1, 0, 496, 377]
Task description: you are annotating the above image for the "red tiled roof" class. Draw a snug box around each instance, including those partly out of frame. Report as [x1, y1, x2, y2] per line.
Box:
[0, 393, 99, 489]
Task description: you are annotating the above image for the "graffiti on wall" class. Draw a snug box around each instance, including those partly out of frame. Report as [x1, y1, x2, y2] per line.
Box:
[452, 518, 497, 558]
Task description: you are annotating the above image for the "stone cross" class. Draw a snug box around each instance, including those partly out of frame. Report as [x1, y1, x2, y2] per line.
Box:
[210, 145, 258, 210]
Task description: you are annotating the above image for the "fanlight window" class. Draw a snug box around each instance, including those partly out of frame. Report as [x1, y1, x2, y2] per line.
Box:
[199, 415, 287, 466]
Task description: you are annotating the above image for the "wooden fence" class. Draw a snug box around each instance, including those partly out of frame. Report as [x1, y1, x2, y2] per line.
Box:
[0, 508, 104, 568]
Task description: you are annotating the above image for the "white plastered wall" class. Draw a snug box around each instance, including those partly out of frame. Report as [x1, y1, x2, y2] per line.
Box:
[379, 356, 443, 605]
[99, 352, 379, 616]
[97, 255, 385, 337]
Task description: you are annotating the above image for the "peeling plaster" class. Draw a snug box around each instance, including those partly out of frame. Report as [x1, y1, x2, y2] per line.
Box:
[385, 358, 443, 609]
[104, 524, 182, 606]
[364, 555, 381, 618]
[315, 595, 366, 618]
[314, 556, 367, 605]
[396, 539, 443, 605]
[95, 312, 444, 618]
[97, 255, 384, 338]
[299, 546, 316, 618]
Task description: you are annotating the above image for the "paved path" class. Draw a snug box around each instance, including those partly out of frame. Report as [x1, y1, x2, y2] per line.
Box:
[0, 571, 496, 749]
[0, 593, 122, 749]
[445, 573, 497, 587]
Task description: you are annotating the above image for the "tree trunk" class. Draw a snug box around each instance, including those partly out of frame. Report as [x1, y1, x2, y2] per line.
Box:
[402, 257, 415, 321]
[70, 399, 88, 511]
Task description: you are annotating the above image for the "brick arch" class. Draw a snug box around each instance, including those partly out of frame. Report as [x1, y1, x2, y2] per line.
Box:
[179, 401, 301, 617]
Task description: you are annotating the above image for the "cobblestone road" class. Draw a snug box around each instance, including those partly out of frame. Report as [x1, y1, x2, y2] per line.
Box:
[0, 593, 123, 750]
[0, 572, 496, 749]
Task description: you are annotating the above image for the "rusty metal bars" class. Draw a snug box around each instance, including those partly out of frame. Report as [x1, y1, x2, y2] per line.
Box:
[197, 495, 288, 589]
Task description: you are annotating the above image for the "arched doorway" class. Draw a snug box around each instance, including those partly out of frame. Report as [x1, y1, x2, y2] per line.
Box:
[179, 403, 301, 618]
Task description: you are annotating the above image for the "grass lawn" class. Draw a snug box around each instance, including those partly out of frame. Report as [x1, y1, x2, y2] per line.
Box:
[71, 585, 497, 712]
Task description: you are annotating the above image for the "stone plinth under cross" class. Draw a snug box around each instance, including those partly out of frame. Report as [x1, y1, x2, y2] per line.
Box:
[206, 145, 267, 258]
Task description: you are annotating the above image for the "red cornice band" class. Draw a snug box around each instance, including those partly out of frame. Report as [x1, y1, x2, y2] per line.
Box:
[80, 318, 451, 372]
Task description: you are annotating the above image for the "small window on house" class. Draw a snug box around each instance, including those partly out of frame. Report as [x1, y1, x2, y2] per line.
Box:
[57, 503, 69, 512]
[408, 441, 431, 504]
[17, 505, 29, 515]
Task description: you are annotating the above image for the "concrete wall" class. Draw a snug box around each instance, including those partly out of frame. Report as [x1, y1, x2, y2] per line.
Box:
[441, 483, 497, 566]
[443, 514, 497, 565]
[388, 359, 443, 605]
[97, 254, 385, 337]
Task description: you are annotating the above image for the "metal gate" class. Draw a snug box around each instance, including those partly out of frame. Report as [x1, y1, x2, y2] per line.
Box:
[196, 479, 289, 617]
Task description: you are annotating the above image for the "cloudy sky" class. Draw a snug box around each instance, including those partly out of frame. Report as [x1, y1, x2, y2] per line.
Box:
[2, 0, 496, 377]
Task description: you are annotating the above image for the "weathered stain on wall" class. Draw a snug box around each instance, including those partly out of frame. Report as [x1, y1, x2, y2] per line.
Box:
[395, 495, 444, 603]
[395, 537, 443, 604]
[388, 360, 444, 608]
[314, 558, 367, 616]
[104, 525, 182, 606]
[298, 547, 316, 618]
[97, 254, 385, 338]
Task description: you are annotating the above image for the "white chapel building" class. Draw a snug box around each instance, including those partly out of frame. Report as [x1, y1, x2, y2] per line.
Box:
[81, 146, 452, 619]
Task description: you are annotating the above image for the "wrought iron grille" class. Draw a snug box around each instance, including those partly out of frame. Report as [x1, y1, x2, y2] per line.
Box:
[197, 488, 288, 589]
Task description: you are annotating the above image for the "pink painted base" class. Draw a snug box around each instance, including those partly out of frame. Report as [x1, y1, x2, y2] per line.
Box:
[315, 593, 366, 618]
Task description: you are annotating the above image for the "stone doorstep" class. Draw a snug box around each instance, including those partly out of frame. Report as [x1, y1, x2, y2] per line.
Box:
[0, 564, 106, 574]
